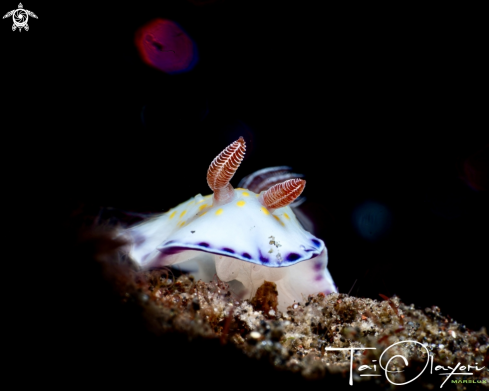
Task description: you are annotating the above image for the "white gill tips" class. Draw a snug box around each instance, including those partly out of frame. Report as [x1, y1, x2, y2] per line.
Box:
[207, 137, 246, 191]
[261, 178, 306, 210]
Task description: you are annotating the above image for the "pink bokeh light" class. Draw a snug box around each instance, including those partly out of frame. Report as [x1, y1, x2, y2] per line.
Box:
[461, 145, 489, 192]
[135, 19, 197, 74]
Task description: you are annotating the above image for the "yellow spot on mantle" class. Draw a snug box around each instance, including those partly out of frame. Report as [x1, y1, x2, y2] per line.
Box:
[236, 200, 246, 207]
[260, 207, 269, 215]
[200, 211, 208, 217]
[284, 213, 290, 220]
[197, 199, 204, 204]
[169, 211, 176, 219]
[274, 215, 284, 226]
[199, 204, 208, 211]
[215, 208, 224, 216]
[180, 210, 187, 218]
[242, 192, 249, 197]
[179, 221, 185, 227]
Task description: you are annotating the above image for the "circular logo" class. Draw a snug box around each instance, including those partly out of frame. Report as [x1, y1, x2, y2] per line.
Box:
[13, 9, 27, 27]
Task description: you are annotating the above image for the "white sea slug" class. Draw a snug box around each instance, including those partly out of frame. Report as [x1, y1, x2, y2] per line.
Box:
[125, 137, 337, 311]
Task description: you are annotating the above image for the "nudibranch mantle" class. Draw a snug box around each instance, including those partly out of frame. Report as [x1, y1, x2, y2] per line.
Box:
[125, 137, 337, 311]
[131, 189, 324, 269]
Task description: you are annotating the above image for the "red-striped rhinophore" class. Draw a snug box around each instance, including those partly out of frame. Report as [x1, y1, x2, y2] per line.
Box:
[207, 137, 246, 191]
[261, 179, 306, 210]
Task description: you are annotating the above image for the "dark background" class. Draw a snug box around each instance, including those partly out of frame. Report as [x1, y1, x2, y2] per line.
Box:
[3, 1, 487, 380]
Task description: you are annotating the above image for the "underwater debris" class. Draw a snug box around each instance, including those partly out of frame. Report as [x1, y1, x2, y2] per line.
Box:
[250, 281, 279, 318]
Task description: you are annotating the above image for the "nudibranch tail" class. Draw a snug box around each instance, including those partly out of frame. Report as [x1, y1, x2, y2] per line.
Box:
[260, 178, 306, 211]
[207, 137, 246, 205]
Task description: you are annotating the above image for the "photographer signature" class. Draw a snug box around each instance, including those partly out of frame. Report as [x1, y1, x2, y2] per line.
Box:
[326, 340, 486, 387]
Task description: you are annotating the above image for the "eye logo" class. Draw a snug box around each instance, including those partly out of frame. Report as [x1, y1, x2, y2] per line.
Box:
[3, 3, 37, 32]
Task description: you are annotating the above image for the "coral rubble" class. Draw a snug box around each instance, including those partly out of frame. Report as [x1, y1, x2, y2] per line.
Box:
[109, 255, 488, 390]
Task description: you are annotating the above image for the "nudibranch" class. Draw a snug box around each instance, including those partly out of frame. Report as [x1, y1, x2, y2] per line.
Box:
[125, 137, 337, 311]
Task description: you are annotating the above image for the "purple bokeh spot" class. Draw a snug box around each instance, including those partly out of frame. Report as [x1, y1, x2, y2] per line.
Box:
[462, 145, 489, 191]
[311, 239, 321, 247]
[135, 19, 198, 74]
[314, 275, 324, 281]
[198, 242, 210, 248]
[241, 252, 252, 260]
[222, 248, 235, 254]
